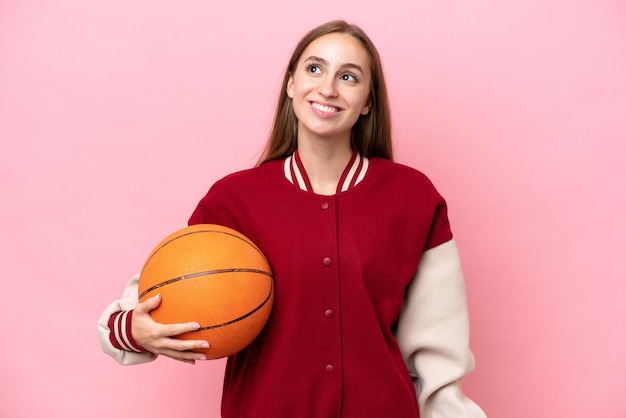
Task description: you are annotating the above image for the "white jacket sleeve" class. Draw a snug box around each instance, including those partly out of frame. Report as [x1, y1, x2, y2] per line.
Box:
[97, 273, 158, 365]
[396, 239, 486, 418]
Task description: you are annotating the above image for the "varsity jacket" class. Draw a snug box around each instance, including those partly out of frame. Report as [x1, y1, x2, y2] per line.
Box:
[98, 151, 486, 418]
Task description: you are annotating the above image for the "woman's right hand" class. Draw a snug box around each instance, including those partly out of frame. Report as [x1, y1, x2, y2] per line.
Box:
[132, 294, 210, 364]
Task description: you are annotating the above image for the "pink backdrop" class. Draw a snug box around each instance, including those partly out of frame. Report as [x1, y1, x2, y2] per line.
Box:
[2, 1, 625, 417]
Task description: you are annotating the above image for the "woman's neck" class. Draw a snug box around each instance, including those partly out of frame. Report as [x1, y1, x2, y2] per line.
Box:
[297, 136, 353, 196]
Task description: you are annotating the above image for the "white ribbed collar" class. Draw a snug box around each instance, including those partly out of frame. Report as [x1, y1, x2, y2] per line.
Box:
[283, 149, 369, 194]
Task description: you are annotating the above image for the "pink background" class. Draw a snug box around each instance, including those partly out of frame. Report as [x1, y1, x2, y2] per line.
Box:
[2, 1, 625, 417]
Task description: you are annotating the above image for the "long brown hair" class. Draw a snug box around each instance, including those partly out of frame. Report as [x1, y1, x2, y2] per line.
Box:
[258, 20, 393, 165]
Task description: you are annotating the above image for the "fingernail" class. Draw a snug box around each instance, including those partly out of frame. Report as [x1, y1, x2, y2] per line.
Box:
[192, 322, 200, 330]
[154, 294, 160, 301]
[198, 355, 207, 361]
[201, 342, 210, 348]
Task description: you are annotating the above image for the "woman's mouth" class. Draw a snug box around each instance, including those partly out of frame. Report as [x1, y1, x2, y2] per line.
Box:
[311, 102, 340, 113]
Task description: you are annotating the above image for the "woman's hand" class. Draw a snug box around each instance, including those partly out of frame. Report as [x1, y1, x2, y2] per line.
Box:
[132, 294, 210, 364]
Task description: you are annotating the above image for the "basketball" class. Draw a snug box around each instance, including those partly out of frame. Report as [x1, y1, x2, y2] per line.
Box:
[137, 224, 274, 359]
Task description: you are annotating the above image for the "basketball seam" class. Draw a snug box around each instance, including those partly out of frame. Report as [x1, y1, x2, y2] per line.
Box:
[197, 280, 274, 331]
[138, 268, 273, 300]
[144, 228, 270, 269]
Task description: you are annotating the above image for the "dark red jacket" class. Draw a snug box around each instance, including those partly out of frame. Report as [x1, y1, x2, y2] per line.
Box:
[188, 151, 451, 417]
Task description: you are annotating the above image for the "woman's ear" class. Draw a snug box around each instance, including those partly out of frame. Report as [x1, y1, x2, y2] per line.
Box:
[361, 102, 371, 115]
[286, 74, 294, 98]
[360, 92, 372, 115]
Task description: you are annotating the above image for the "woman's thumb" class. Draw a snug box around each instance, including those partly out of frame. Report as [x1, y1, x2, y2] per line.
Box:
[137, 294, 161, 313]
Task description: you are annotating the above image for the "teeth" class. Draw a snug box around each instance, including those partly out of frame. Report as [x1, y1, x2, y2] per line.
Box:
[312, 102, 338, 113]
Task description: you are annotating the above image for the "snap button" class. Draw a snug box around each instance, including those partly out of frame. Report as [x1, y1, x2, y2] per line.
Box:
[325, 364, 335, 374]
[324, 309, 334, 318]
[321, 202, 330, 210]
[323, 257, 332, 266]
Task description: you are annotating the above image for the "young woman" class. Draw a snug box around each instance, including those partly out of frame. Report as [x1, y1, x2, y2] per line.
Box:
[98, 20, 486, 418]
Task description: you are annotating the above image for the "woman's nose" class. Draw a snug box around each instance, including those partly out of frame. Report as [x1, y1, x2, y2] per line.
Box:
[318, 76, 338, 98]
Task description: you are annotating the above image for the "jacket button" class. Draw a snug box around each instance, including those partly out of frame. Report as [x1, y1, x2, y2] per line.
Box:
[323, 257, 332, 266]
[325, 364, 335, 374]
[324, 309, 334, 318]
[321, 202, 330, 210]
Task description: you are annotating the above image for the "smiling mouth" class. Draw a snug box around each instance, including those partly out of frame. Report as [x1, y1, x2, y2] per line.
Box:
[311, 102, 340, 113]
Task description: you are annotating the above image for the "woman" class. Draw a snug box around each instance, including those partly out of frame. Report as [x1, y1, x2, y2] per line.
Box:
[98, 20, 486, 418]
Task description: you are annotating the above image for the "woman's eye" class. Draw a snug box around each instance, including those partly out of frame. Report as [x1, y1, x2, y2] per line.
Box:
[307, 64, 321, 74]
[341, 73, 357, 82]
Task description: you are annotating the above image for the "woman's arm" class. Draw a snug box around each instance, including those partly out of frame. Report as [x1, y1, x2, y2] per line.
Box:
[97, 274, 158, 365]
[98, 274, 213, 365]
[396, 239, 486, 418]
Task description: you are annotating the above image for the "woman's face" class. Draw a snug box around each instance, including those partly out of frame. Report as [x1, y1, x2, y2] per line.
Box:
[287, 32, 371, 145]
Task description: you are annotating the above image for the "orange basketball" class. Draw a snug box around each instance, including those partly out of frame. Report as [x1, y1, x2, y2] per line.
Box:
[138, 224, 274, 359]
